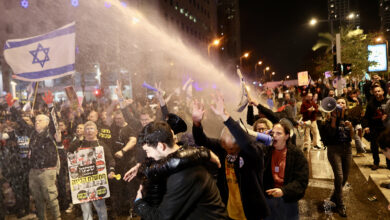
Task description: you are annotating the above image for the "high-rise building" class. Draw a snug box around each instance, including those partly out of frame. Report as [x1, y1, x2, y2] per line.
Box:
[217, 0, 241, 70]
[379, 0, 390, 37]
[130, 0, 218, 53]
[328, 0, 360, 31]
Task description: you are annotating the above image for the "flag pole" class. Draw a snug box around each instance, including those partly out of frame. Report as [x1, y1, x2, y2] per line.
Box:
[31, 82, 39, 110]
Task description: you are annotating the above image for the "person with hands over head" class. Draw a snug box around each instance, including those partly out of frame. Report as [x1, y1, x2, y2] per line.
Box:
[192, 94, 270, 220]
[8, 91, 62, 220]
[246, 88, 298, 146]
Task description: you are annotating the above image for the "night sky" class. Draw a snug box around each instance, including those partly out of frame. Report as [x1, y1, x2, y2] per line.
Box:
[240, 0, 380, 80]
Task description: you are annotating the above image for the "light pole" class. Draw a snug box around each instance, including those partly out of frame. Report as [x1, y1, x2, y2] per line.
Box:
[310, 17, 336, 70]
[208, 37, 222, 57]
[270, 72, 275, 81]
[240, 52, 250, 67]
[263, 66, 270, 81]
[254, 60, 263, 74]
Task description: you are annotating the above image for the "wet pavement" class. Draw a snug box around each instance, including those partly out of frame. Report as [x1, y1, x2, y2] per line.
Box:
[299, 144, 390, 220]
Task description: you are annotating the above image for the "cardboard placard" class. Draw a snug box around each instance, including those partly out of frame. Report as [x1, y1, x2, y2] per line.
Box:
[67, 146, 110, 204]
[298, 71, 309, 86]
[65, 86, 79, 110]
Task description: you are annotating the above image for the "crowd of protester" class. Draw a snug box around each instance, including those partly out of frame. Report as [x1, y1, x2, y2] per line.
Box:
[0, 73, 389, 220]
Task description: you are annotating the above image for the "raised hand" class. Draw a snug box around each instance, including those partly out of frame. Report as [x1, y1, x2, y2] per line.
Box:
[124, 99, 134, 106]
[42, 91, 54, 105]
[210, 92, 229, 121]
[246, 88, 258, 106]
[192, 99, 205, 125]
[154, 82, 165, 105]
[209, 150, 221, 168]
[5, 93, 16, 107]
[115, 80, 123, 99]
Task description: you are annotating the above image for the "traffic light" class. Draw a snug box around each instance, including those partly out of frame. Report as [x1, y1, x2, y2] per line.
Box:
[342, 63, 352, 76]
[334, 63, 352, 76]
[334, 63, 342, 76]
[94, 88, 103, 98]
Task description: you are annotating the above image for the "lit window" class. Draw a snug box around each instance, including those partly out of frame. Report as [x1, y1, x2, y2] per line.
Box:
[194, 18, 197, 23]
[174, 6, 178, 10]
[189, 15, 193, 20]
[180, 8, 184, 14]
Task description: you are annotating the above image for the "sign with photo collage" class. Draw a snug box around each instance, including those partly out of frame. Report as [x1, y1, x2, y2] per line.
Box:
[67, 146, 110, 204]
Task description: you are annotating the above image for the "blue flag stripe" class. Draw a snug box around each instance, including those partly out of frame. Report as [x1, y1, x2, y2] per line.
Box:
[16, 64, 75, 80]
[4, 25, 75, 50]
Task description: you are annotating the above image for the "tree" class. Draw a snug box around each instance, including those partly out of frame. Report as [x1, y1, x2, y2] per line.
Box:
[312, 26, 378, 78]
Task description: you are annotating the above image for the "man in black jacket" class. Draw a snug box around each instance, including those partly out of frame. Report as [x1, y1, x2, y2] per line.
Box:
[192, 96, 270, 220]
[17, 112, 62, 220]
[363, 84, 389, 170]
[134, 121, 228, 220]
[8, 90, 63, 220]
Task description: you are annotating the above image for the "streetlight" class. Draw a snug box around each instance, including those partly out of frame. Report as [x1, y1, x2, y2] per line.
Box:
[270, 72, 275, 81]
[309, 16, 336, 70]
[347, 12, 359, 20]
[254, 60, 263, 74]
[263, 66, 270, 81]
[309, 18, 318, 26]
[239, 52, 250, 67]
[208, 37, 223, 57]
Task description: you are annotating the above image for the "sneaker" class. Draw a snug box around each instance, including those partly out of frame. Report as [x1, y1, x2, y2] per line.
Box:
[65, 204, 74, 214]
[337, 205, 347, 217]
[313, 145, 321, 150]
[380, 182, 390, 189]
[355, 153, 365, 157]
[18, 213, 36, 220]
[371, 164, 379, 170]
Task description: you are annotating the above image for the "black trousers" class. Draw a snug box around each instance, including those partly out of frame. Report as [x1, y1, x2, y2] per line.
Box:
[370, 132, 390, 168]
[9, 159, 30, 215]
[327, 143, 352, 206]
[57, 149, 70, 210]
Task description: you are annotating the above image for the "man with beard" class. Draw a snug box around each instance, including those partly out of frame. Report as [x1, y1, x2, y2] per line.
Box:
[363, 84, 389, 170]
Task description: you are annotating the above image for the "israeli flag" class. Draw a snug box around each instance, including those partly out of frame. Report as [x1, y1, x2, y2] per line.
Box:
[3, 22, 75, 82]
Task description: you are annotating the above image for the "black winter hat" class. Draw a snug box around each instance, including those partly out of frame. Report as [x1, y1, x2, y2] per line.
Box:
[166, 113, 187, 134]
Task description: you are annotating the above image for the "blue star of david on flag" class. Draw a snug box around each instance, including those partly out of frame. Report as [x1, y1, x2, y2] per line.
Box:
[29, 43, 50, 68]
[3, 22, 75, 81]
